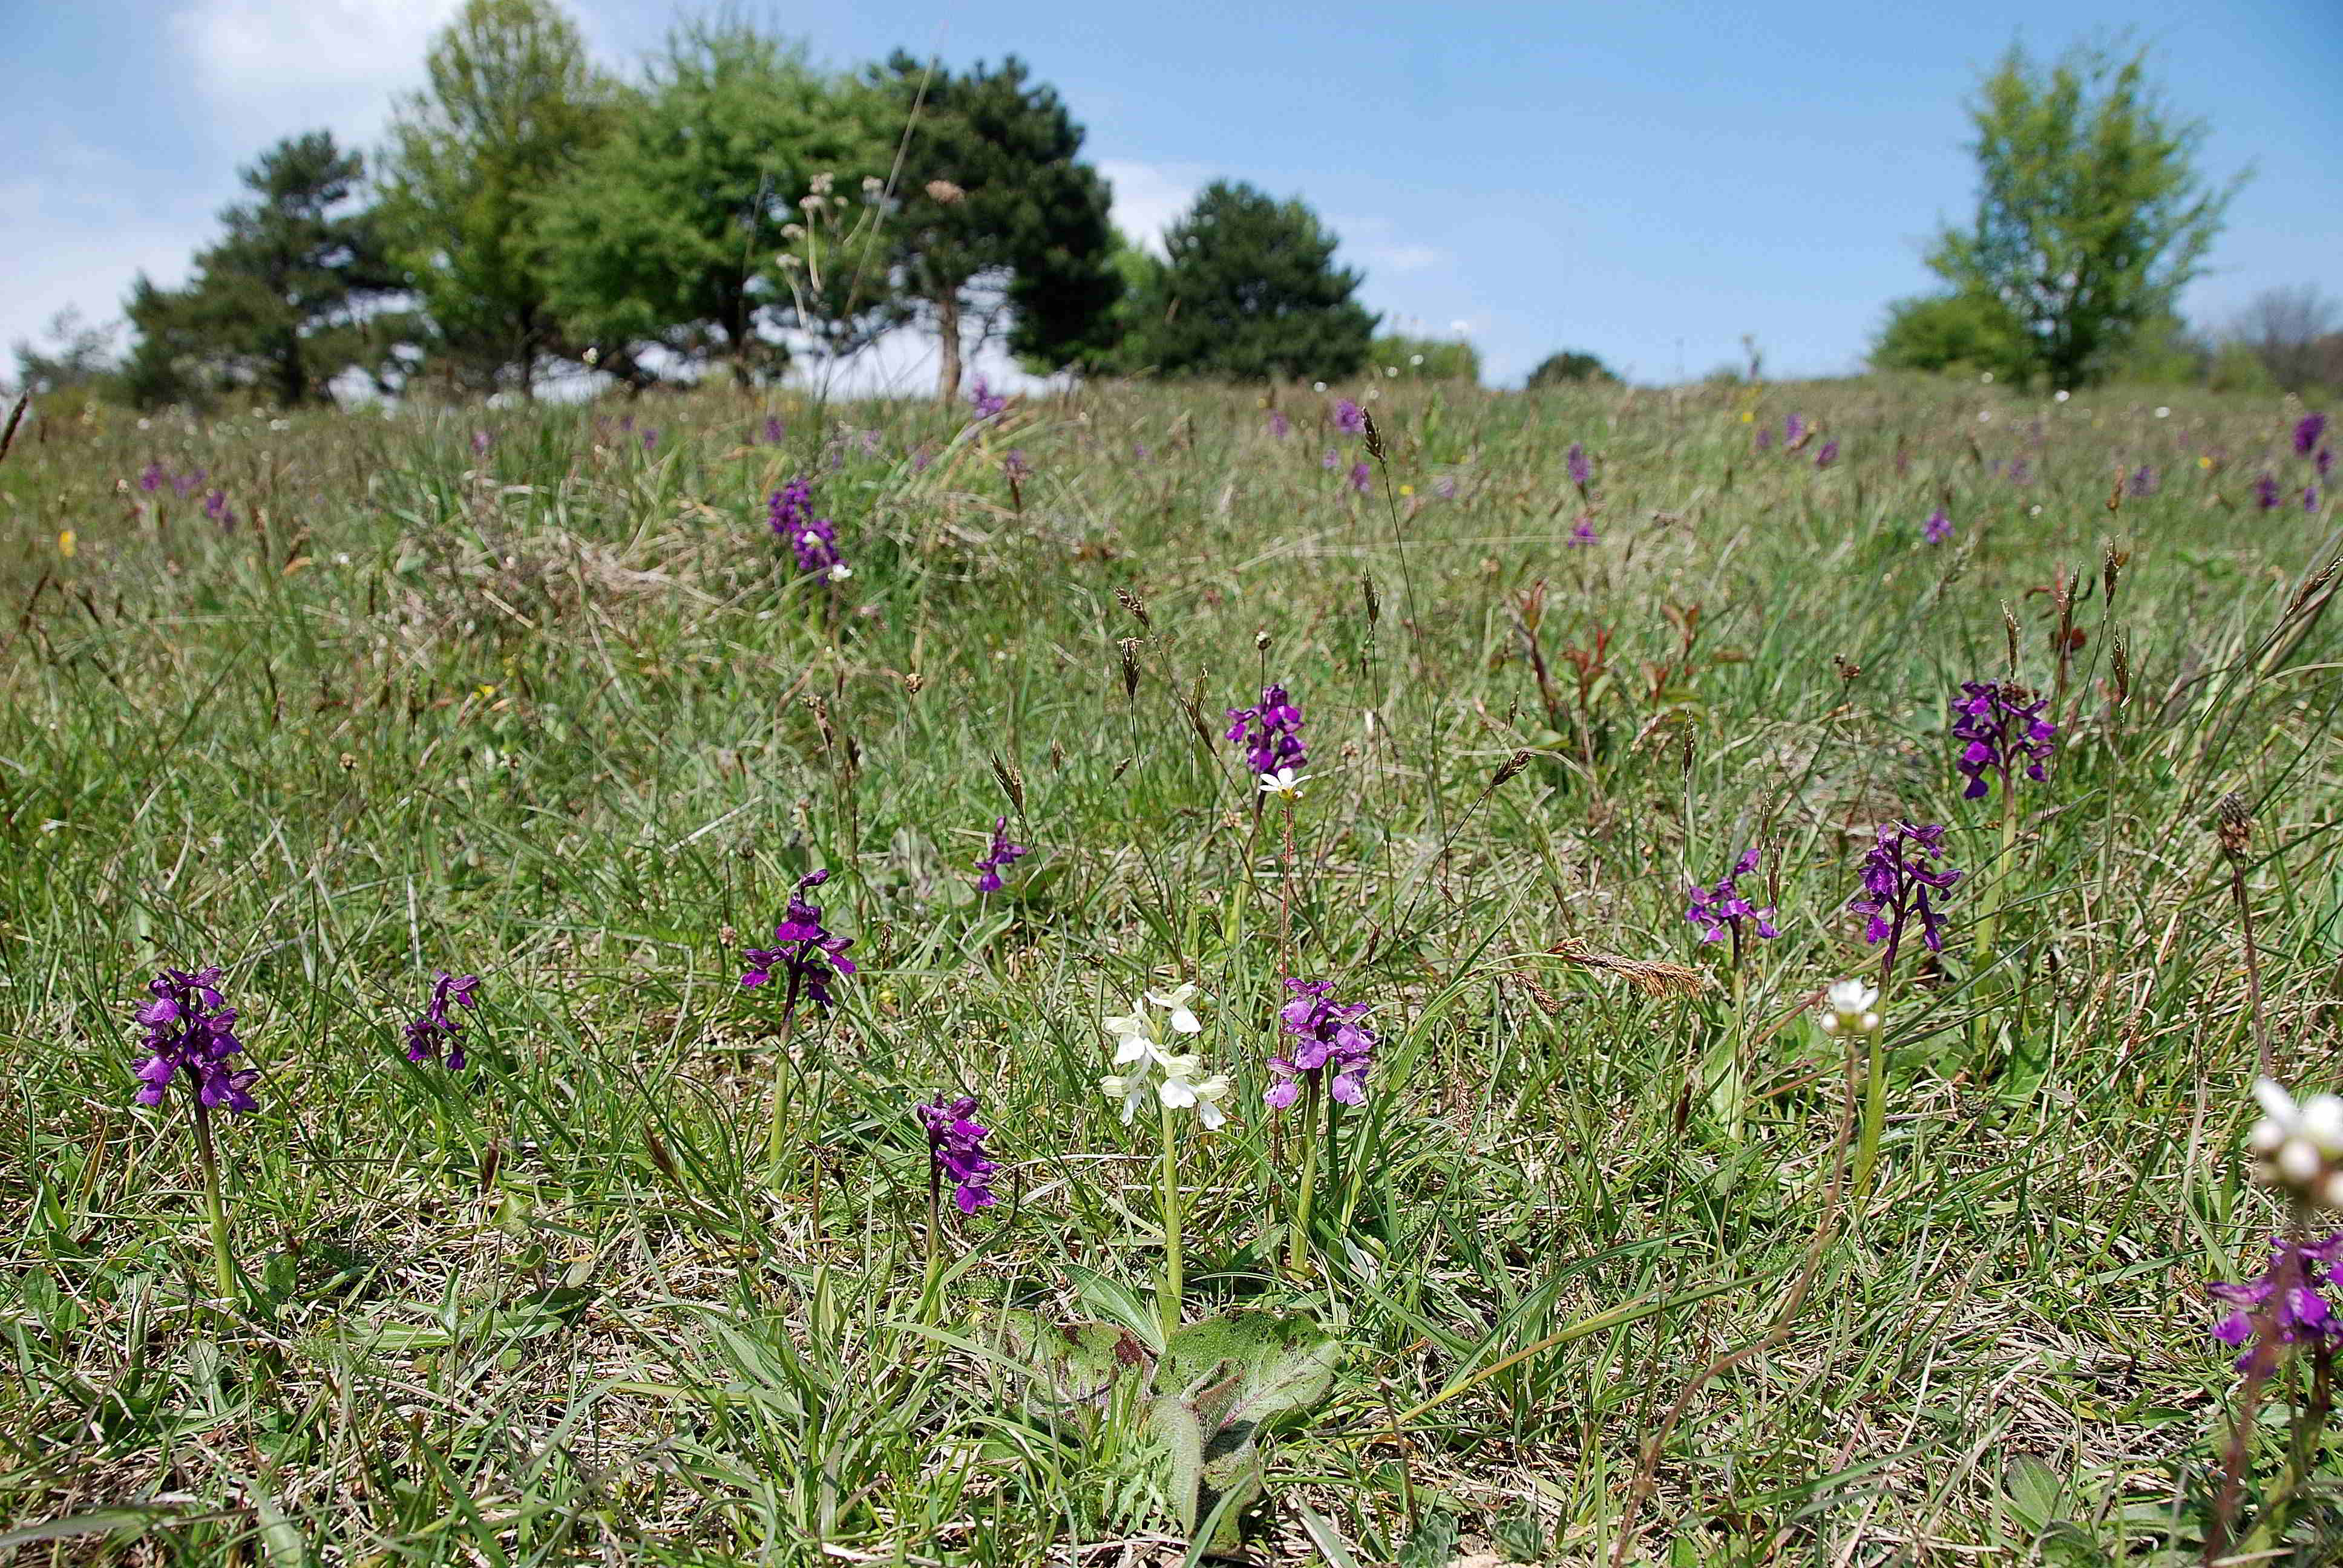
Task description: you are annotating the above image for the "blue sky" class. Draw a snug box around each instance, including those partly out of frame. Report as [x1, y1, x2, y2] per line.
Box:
[7, 0, 2338, 389]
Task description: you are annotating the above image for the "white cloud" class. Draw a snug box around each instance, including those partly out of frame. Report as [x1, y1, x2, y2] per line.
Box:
[171, 0, 462, 149]
[1097, 159, 1210, 255]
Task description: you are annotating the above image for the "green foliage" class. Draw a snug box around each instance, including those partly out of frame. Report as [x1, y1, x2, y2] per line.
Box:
[865, 54, 1121, 394]
[1525, 348, 1618, 387]
[378, 0, 616, 396]
[122, 131, 405, 408]
[1871, 291, 2031, 381]
[533, 18, 888, 384]
[1118, 180, 1376, 379]
[998, 1307, 1340, 1549]
[1370, 334, 1480, 382]
[6, 376, 2339, 1561]
[1925, 39, 2243, 388]
[2206, 338, 2276, 393]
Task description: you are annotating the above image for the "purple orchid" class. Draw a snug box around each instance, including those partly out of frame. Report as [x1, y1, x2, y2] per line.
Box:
[741, 870, 856, 1011]
[1922, 508, 1953, 544]
[1950, 680, 2056, 800]
[974, 816, 1029, 893]
[1265, 978, 1376, 1109]
[134, 966, 257, 1114]
[2210, 1232, 2343, 1372]
[1225, 684, 1307, 777]
[1686, 848, 1779, 947]
[917, 1094, 999, 1214]
[1333, 398, 1365, 435]
[1847, 820, 1962, 962]
[404, 970, 482, 1069]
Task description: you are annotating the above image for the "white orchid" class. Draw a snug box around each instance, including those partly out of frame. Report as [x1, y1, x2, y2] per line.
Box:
[1143, 983, 1204, 1036]
[1157, 1056, 1234, 1129]
[1816, 979, 1882, 1038]
[2249, 1077, 2343, 1209]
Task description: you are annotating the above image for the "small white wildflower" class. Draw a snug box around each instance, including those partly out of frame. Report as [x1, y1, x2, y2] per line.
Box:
[1978, 411, 1993, 423]
[1409, 353, 1424, 367]
[2249, 1078, 2343, 1209]
[1980, 371, 1994, 384]
[2155, 406, 2171, 418]
[827, 563, 852, 581]
[1259, 766, 1311, 799]
[2054, 390, 2069, 402]
[1816, 979, 1882, 1037]
[1312, 381, 1327, 393]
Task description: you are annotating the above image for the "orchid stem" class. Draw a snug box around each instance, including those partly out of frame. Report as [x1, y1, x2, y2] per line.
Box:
[1158, 1099, 1184, 1342]
[191, 1100, 237, 1302]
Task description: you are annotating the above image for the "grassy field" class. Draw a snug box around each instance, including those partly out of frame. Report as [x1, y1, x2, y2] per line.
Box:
[1, 371, 2339, 1566]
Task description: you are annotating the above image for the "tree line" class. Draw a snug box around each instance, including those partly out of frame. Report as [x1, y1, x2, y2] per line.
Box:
[20, 0, 1449, 410]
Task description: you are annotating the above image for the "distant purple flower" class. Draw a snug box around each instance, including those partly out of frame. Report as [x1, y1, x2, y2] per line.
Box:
[2253, 474, 2280, 510]
[968, 377, 1008, 420]
[1348, 460, 1371, 495]
[2210, 1232, 2343, 1372]
[1567, 518, 1599, 546]
[769, 476, 847, 579]
[1783, 414, 1805, 447]
[1333, 398, 1365, 435]
[2004, 456, 2028, 485]
[1264, 978, 1375, 1109]
[1002, 449, 1029, 481]
[133, 966, 257, 1115]
[404, 970, 482, 1069]
[202, 489, 235, 529]
[2128, 465, 2157, 498]
[917, 1094, 998, 1214]
[471, 430, 493, 456]
[1685, 848, 1778, 947]
[2296, 413, 2328, 456]
[1950, 680, 2056, 800]
[172, 469, 205, 499]
[2307, 486, 2321, 511]
[1268, 410, 1290, 439]
[1922, 508, 1953, 544]
[641, 428, 659, 452]
[858, 428, 882, 457]
[1847, 820, 1962, 960]
[138, 461, 166, 492]
[761, 416, 787, 445]
[1754, 426, 1774, 451]
[2319, 448, 2333, 479]
[1566, 442, 1591, 491]
[1815, 439, 1840, 469]
[1131, 442, 1150, 463]
[1434, 475, 1458, 500]
[741, 869, 856, 1012]
[1321, 448, 1340, 471]
[911, 445, 934, 473]
[974, 815, 1028, 893]
[1226, 683, 1306, 777]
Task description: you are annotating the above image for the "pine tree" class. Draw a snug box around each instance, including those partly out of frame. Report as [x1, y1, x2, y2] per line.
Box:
[866, 54, 1121, 398]
[124, 132, 405, 408]
[1120, 182, 1375, 381]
